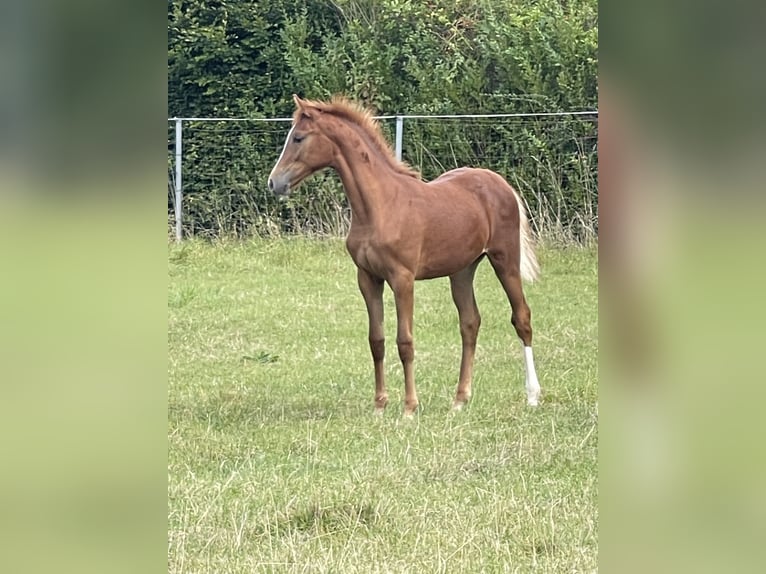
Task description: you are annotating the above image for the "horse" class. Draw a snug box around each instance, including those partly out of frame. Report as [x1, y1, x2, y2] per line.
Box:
[268, 95, 541, 416]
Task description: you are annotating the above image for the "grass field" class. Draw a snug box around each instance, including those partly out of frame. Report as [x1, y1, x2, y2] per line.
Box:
[168, 238, 598, 573]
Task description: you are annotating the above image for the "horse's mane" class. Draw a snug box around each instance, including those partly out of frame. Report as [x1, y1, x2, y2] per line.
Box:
[296, 96, 421, 180]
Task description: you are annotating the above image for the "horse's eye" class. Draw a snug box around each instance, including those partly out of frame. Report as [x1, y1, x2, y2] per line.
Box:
[293, 135, 304, 144]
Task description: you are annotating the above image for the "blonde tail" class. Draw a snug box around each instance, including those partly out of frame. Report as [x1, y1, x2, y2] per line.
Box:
[511, 187, 539, 283]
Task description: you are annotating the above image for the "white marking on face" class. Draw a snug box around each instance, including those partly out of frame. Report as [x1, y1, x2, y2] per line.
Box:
[270, 124, 296, 181]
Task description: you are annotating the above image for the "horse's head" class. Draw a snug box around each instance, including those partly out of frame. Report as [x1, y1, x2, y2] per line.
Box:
[268, 95, 335, 196]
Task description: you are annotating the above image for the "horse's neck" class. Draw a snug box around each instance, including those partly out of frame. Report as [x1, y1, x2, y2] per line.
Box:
[330, 123, 402, 226]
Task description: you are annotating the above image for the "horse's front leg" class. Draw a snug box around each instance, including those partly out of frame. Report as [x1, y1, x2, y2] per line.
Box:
[357, 268, 387, 413]
[389, 272, 418, 416]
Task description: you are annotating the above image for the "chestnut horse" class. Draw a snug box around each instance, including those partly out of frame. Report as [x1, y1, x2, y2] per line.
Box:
[268, 95, 541, 415]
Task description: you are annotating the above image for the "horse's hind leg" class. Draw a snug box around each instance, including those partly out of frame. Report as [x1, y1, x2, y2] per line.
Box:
[487, 251, 541, 406]
[449, 259, 482, 410]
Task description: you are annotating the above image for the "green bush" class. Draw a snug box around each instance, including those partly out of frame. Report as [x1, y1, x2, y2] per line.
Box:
[168, 0, 598, 241]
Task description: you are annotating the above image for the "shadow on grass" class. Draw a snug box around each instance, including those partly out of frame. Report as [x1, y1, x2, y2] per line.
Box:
[254, 500, 385, 538]
[168, 391, 368, 429]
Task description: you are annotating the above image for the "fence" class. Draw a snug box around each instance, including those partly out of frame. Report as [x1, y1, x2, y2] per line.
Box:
[168, 111, 598, 242]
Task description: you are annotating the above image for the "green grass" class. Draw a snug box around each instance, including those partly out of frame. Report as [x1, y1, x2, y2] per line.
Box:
[168, 238, 598, 573]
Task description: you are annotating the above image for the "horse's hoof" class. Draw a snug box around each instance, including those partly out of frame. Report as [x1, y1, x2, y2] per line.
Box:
[451, 400, 465, 412]
[373, 407, 385, 416]
[527, 396, 540, 407]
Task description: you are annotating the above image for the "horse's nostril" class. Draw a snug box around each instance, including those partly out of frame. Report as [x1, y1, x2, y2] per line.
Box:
[268, 178, 274, 191]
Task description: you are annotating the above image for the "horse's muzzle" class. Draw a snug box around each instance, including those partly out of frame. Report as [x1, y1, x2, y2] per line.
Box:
[267, 173, 290, 196]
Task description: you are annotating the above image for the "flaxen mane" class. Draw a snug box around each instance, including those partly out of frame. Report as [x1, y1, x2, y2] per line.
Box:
[296, 96, 421, 180]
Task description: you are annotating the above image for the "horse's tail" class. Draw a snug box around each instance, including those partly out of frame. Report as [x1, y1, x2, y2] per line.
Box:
[511, 186, 540, 283]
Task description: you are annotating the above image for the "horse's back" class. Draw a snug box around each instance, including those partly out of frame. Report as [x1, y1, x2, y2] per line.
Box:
[429, 167, 511, 194]
[428, 166, 487, 185]
[427, 167, 518, 218]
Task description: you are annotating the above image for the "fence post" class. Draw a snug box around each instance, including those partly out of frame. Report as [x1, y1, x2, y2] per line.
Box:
[174, 118, 183, 241]
[394, 115, 404, 162]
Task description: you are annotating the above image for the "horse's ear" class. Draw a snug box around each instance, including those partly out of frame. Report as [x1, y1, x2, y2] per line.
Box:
[293, 94, 316, 119]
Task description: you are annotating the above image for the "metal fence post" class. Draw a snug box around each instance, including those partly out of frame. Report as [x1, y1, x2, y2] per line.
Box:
[174, 118, 183, 241]
[394, 115, 404, 162]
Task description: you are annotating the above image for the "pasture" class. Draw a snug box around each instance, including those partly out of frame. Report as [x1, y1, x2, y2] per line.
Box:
[168, 238, 598, 573]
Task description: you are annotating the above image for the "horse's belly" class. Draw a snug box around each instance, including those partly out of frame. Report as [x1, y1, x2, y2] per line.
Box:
[415, 221, 488, 279]
[415, 252, 483, 280]
[348, 222, 485, 280]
